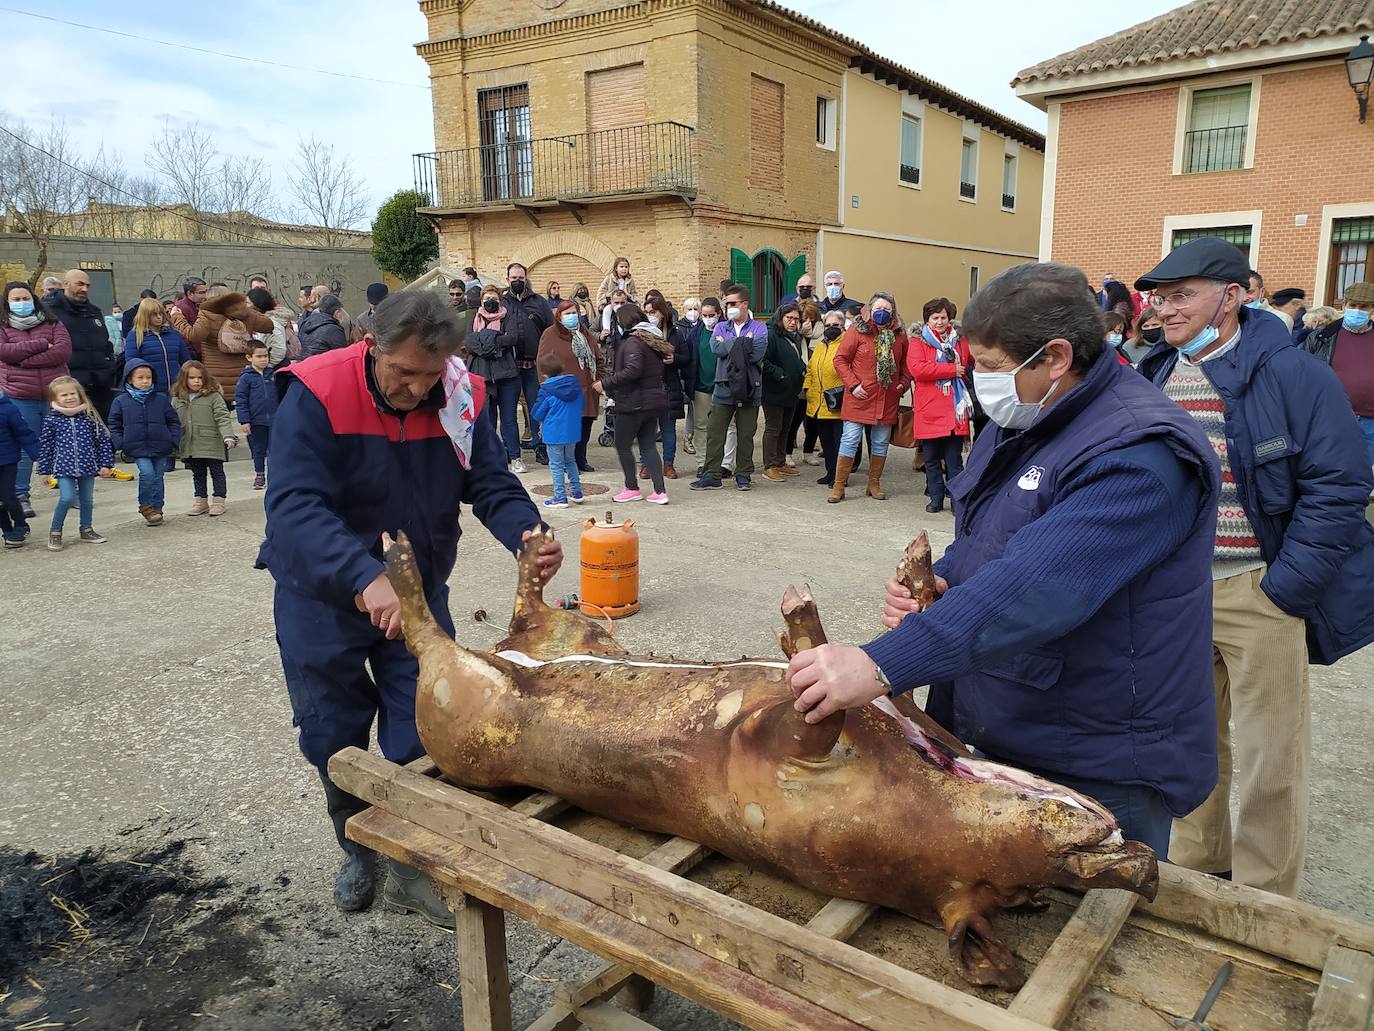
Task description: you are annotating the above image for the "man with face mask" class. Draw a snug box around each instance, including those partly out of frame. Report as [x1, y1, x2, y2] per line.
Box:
[779, 272, 816, 307]
[785, 262, 1223, 857]
[258, 289, 560, 928]
[502, 262, 553, 465]
[818, 270, 862, 317]
[1134, 239, 1374, 897]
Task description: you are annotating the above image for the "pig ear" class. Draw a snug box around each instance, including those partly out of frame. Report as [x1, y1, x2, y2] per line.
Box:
[739, 700, 845, 764]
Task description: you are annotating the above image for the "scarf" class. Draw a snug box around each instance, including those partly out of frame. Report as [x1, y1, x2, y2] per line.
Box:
[569, 327, 596, 376]
[438, 355, 477, 470]
[474, 305, 506, 332]
[8, 312, 42, 331]
[630, 323, 673, 357]
[874, 327, 896, 389]
[125, 383, 153, 405]
[52, 400, 89, 417]
[920, 324, 973, 422]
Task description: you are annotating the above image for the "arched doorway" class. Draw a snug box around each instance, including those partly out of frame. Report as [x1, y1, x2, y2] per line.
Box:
[528, 253, 603, 298]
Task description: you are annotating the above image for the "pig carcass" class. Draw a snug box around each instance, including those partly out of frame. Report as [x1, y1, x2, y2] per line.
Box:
[386, 529, 1156, 989]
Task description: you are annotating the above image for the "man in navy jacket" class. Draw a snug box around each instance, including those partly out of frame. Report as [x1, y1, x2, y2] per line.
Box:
[1134, 237, 1374, 897]
[258, 290, 559, 925]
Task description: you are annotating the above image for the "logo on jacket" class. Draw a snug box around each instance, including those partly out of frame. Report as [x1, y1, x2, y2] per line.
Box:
[1017, 466, 1044, 491]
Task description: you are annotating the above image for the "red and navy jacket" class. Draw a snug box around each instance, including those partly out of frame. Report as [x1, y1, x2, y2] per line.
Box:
[257, 342, 540, 606]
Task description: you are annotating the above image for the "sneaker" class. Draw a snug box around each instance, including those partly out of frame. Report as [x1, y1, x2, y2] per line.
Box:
[720, 467, 733, 479]
[148, 508, 164, 526]
[735, 476, 752, 491]
[46, 477, 57, 489]
[510, 459, 528, 474]
[79, 527, 108, 544]
[780, 465, 800, 476]
[253, 474, 266, 490]
[3, 535, 24, 549]
[683, 437, 697, 455]
[19, 497, 35, 519]
[543, 497, 569, 509]
[569, 491, 585, 504]
[689, 476, 723, 490]
[646, 491, 669, 505]
[803, 453, 821, 466]
[47, 531, 62, 552]
[784, 455, 797, 468]
[762, 468, 785, 482]
[612, 488, 642, 503]
[520, 438, 535, 451]
[110, 468, 134, 481]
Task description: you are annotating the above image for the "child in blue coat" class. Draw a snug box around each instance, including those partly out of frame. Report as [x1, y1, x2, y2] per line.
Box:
[235, 342, 277, 490]
[531, 352, 585, 509]
[36, 376, 116, 550]
[108, 359, 181, 526]
[0, 392, 40, 546]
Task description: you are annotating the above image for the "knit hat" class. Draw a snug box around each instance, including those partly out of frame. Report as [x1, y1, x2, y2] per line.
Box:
[366, 282, 389, 306]
[1344, 281, 1374, 306]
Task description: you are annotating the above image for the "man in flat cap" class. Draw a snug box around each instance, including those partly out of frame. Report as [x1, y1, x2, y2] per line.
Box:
[1136, 238, 1374, 898]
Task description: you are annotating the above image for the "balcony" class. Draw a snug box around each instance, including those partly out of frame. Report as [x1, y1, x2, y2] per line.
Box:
[959, 181, 976, 199]
[414, 121, 697, 219]
[899, 164, 921, 186]
[1183, 124, 1247, 174]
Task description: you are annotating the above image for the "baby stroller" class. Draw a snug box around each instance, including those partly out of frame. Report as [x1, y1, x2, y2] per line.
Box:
[597, 395, 616, 448]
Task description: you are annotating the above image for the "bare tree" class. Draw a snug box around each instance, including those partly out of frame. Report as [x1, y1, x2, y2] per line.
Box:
[290, 135, 368, 246]
[82, 144, 130, 237]
[217, 154, 274, 240]
[0, 113, 89, 284]
[145, 118, 219, 239]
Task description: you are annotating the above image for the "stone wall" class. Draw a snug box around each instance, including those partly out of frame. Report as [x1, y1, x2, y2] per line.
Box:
[0, 234, 383, 314]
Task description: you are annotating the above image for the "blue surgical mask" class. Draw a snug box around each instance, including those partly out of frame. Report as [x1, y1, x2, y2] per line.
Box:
[1105, 332, 1122, 347]
[702, 316, 718, 330]
[826, 284, 842, 302]
[971, 343, 1060, 431]
[11, 300, 34, 317]
[1244, 299, 1264, 310]
[1178, 288, 1231, 358]
[871, 308, 892, 326]
[560, 312, 580, 329]
[1343, 308, 1371, 330]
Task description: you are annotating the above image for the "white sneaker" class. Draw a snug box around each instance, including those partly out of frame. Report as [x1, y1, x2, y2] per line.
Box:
[510, 459, 527, 474]
[784, 455, 796, 468]
[802, 453, 821, 466]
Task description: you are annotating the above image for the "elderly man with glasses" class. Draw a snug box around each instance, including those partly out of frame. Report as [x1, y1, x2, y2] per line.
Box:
[1136, 237, 1374, 898]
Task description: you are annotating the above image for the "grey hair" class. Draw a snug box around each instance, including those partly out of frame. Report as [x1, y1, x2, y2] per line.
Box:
[962, 263, 1105, 374]
[182, 276, 206, 295]
[824, 270, 843, 282]
[868, 291, 899, 324]
[372, 289, 467, 357]
[41, 275, 61, 289]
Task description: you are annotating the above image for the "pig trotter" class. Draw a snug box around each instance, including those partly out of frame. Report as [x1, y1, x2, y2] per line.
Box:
[499, 528, 626, 660]
[945, 910, 1026, 990]
[778, 584, 827, 659]
[896, 530, 939, 610]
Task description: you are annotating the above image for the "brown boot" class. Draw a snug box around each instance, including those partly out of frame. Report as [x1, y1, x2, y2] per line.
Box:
[139, 504, 155, 525]
[209, 496, 226, 517]
[866, 455, 888, 500]
[663, 464, 678, 479]
[828, 456, 854, 503]
[188, 497, 209, 517]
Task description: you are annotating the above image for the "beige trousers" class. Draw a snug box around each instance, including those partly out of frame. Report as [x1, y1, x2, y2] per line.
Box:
[1170, 568, 1310, 897]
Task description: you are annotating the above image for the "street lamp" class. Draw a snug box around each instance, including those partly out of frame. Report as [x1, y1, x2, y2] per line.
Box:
[1347, 34, 1374, 124]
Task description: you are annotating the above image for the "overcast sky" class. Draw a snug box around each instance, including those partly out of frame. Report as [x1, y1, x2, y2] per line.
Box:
[0, 1, 1179, 223]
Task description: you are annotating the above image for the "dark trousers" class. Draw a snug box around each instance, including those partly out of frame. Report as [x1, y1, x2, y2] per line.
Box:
[615, 409, 665, 493]
[0, 462, 27, 540]
[187, 457, 228, 498]
[275, 585, 456, 775]
[815, 420, 841, 482]
[784, 405, 812, 455]
[516, 364, 541, 444]
[761, 403, 796, 469]
[488, 376, 522, 460]
[247, 424, 272, 475]
[921, 434, 966, 504]
[575, 415, 595, 469]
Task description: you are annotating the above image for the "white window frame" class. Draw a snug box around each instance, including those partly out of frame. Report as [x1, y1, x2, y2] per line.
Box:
[969, 264, 981, 297]
[1314, 202, 1374, 307]
[1160, 209, 1263, 264]
[1171, 74, 1261, 176]
[898, 95, 924, 191]
[815, 94, 837, 151]
[1001, 140, 1019, 212]
[959, 121, 979, 205]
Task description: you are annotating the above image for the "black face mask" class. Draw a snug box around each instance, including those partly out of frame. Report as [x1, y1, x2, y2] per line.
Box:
[577, 289, 589, 300]
[482, 299, 500, 313]
[822, 325, 842, 341]
[510, 279, 526, 295]
[1141, 328, 1163, 345]
[798, 286, 813, 299]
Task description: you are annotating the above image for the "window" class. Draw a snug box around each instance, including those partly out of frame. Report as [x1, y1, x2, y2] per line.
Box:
[969, 265, 981, 296]
[1329, 216, 1374, 302]
[959, 137, 977, 200]
[477, 84, 532, 201]
[815, 96, 836, 149]
[1184, 84, 1251, 173]
[728, 248, 807, 315]
[898, 114, 921, 186]
[1002, 154, 1017, 210]
[1171, 225, 1253, 260]
[750, 75, 785, 191]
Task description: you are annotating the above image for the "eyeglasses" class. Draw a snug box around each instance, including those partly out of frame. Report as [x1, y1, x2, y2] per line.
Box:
[1148, 284, 1226, 309]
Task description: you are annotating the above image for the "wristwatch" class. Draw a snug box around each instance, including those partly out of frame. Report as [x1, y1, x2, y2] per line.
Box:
[873, 663, 894, 697]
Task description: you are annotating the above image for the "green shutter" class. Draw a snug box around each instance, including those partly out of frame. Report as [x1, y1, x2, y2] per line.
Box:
[729, 248, 753, 294]
[784, 254, 807, 295]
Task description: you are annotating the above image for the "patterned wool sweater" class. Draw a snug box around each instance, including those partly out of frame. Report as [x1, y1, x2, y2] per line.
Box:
[1162, 333, 1265, 579]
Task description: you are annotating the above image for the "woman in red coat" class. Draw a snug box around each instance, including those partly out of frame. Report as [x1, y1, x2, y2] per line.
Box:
[907, 297, 972, 513]
[1, 281, 73, 515]
[830, 292, 910, 502]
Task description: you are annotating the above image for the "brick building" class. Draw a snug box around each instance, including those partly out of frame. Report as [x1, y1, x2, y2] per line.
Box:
[413, 0, 1044, 315]
[1015, 0, 1374, 306]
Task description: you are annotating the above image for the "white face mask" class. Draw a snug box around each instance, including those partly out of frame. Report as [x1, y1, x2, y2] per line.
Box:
[702, 316, 718, 330]
[685, 310, 699, 323]
[971, 344, 1061, 430]
[726, 306, 742, 322]
[647, 312, 661, 327]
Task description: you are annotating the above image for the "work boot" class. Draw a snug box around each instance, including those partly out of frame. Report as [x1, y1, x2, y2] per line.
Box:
[865, 456, 888, 500]
[383, 859, 456, 930]
[828, 456, 854, 503]
[321, 773, 376, 913]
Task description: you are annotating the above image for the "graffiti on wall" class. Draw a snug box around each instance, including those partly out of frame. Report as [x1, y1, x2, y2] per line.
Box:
[145, 262, 356, 309]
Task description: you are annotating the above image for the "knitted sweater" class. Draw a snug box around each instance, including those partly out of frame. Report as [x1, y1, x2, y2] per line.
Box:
[1161, 335, 1265, 580]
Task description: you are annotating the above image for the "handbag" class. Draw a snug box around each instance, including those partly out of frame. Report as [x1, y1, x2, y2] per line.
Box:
[823, 385, 844, 411]
[217, 318, 254, 355]
[891, 404, 917, 449]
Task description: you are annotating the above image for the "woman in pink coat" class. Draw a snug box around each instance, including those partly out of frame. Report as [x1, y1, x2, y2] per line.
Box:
[1, 281, 72, 515]
[907, 296, 972, 513]
[830, 292, 910, 503]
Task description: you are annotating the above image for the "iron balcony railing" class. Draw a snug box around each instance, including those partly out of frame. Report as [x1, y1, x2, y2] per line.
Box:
[1183, 124, 1247, 174]
[1002, 192, 1016, 209]
[414, 121, 696, 210]
[899, 164, 921, 186]
[959, 181, 976, 199]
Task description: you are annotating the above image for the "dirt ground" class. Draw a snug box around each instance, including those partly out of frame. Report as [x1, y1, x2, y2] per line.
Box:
[3, 444, 1371, 1030]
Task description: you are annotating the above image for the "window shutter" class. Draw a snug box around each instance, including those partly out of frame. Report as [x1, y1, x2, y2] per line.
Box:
[784, 254, 807, 295]
[730, 248, 753, 294]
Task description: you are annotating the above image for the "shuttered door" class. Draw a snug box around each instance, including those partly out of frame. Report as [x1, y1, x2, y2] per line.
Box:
[587, 64, 646, 195]
[750, 75, 784, 192]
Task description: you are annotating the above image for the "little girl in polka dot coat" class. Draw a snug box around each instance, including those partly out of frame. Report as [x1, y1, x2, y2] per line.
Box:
[36, 375, 115, 550]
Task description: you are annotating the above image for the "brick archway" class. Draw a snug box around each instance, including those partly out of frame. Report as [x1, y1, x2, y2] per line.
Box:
[513, 229, 619, 279]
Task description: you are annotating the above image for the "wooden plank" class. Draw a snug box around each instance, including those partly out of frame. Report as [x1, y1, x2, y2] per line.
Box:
[512, 790, 571, 822]
[349, 807, 864, 1031]
[1143, 864, 1374, 971]
[1307, 944, 1374, 1030]
[1007, 888, 1136, 1027]
[456, 892, 513, 1031]
[807, 898, 878, 940]
[330, 747, 1048, 1031]
[573, 1000, 659, 1031]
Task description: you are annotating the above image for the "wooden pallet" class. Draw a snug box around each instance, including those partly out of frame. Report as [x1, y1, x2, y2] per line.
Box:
[330, 748, 1374, 1031]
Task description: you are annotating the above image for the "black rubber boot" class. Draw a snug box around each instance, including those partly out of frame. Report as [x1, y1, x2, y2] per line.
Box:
[382, 859, 456, 930]
[321, 772, 376, 912]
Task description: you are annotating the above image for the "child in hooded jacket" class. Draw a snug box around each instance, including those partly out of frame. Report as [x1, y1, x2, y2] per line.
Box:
[235, 342, 277, 490]
[172, 361, 238, 517]
[108, 359, 181, 526]
[0, 392, 40, 546]
[531, 351, 584, 508]
[36, 376, 115, 550]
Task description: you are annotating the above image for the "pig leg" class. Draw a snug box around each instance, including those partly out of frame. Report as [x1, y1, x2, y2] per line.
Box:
[896, 530, 939, 609]
[937, 889, 1026, 991]
[777, 584, 826, 658]
[498, 528, 626, 660]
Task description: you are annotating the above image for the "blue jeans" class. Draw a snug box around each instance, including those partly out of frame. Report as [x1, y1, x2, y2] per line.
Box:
[547, 443, 581, 501]
[641, 411, 677, 466]
[1357, 416, 1374, 466]
[247, 424, 271, 475]
[134, 457, 166, 509]
[840, 420, 891, 458]
[488, 376, 522, 460]
[11, 397, 44, 498]
[52, 475, 95, 531]
[516, 364, 541, 445]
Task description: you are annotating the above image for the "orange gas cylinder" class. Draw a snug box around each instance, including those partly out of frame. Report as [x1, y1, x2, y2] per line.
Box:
[579, 512, 640, 618]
